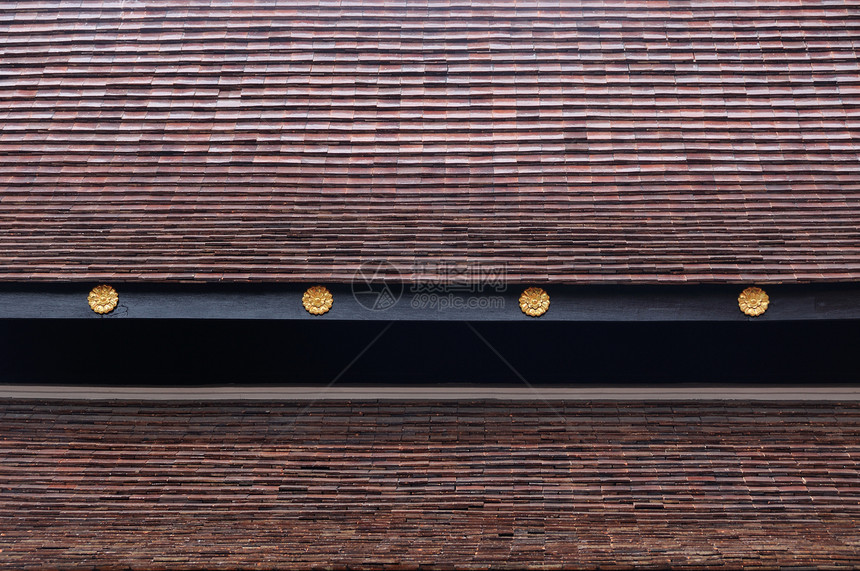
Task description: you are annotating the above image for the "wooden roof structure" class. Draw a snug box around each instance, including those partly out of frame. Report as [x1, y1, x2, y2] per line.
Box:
[0, 2, 858, 569]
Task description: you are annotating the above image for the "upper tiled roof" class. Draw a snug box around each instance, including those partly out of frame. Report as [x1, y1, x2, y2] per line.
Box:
[1, 400, 858, 569]
[1, 1, 859, 283]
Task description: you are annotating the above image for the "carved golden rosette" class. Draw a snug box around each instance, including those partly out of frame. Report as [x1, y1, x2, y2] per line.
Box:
[519, 287, 550, 317]
[88, 284, 118, 314]
[738, 286, 769, 317]
[303, 285, 333, 315]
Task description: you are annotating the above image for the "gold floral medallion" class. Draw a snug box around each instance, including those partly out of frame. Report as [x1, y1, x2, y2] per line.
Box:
[738, 286, 769, 317]
[302, 285, 333, 315]
[88, 284, 118, 314]
[519, 287, 550, 317]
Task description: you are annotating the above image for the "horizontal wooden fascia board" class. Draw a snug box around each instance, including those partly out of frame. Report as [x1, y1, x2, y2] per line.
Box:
[0, 283, 858, 321]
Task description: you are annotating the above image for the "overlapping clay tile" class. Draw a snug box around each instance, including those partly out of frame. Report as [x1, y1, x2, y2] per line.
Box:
[0, 1, 858, 283]
[0, 400, 858, 568]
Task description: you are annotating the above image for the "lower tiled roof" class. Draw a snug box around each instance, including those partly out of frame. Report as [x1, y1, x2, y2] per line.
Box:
[0, 400, 858, 569]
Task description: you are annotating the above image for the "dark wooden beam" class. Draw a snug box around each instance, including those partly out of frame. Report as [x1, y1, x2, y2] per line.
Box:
[0, 283, 858, 321]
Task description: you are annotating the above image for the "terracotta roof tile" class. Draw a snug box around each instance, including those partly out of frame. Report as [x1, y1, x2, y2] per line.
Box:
[0, 1, 859, 283]
[0, 400, 858, 568]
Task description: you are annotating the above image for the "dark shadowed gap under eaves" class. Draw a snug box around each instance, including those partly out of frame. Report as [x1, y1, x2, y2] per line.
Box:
[0, 319, 857, 386]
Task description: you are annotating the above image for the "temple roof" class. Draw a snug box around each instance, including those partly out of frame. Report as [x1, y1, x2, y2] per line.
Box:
[1, 399, 858, 569]
[1, 0, 858, 283]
